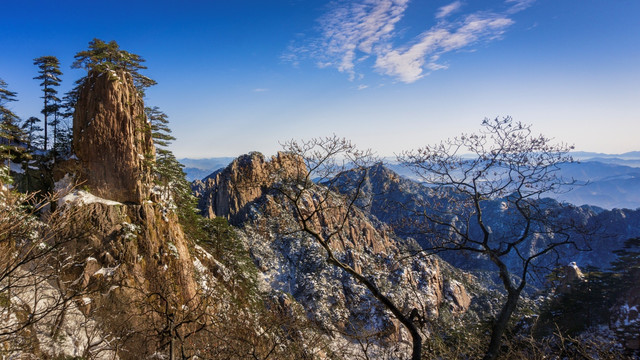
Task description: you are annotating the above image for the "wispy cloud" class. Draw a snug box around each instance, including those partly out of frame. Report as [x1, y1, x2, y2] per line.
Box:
[315, 0, 409, 80]
[436, 1, 462, 19]
[253, 88, 269, 92]
[285, 0, 535, 84]
[375, 14, 513, 82]
[505, 0, 536, 13]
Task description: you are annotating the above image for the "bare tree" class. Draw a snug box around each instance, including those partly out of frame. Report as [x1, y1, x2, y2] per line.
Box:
[398, 117, 588, 360]
[0, 186, 113, 357]
[273, 135, 425, 360]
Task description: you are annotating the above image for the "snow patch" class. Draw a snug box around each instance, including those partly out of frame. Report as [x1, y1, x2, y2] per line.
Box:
[167, 242, 180, 259]
[55, 174, 122, 207]
[93, 264, 119, 277]
[59, 190, 123, 207]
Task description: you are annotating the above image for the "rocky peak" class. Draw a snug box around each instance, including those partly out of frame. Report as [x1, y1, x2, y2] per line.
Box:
[192, 151, 305, 223]
[73, 70, 154, 204]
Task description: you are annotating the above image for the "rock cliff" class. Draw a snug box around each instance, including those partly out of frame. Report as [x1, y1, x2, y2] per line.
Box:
[73, 70, 154, 204]
[333, 163, 640, 279]
[51, 70, 197, 357]
[192, 151, 305, 223]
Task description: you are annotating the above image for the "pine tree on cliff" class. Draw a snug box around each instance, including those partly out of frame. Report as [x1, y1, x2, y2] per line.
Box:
[33, 56, 62, 151]
[146, 106, 200, 238]
[72, 39, 157, 95]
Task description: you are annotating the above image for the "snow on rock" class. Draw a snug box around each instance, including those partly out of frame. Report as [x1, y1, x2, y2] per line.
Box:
[93, 264, 120, 278]
[54, 173, 124, 207]
[59, 190, 123, 207]
[1, 268, 116, 359]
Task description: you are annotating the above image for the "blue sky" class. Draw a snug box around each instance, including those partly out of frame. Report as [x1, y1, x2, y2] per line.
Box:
[1, 0, 638, 158]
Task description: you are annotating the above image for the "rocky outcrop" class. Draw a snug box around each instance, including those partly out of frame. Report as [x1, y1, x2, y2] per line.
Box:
[444, 279, 472, 314]
[192, 151, 305, 223]
[73, 70, 154, 204]
[52, 69, 198, 357]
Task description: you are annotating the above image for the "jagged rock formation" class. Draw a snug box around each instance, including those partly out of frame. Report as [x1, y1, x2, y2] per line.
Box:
[192, 151, 305, 223]
[73, 70, 154, 204]
[193, 153, 473, 356]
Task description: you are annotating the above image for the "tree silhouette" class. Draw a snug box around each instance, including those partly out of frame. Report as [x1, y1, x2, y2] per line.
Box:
[398, 117, 589, 360]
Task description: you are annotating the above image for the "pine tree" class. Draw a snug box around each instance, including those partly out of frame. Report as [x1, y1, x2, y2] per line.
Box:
[52, 119, 72, 158]
[51, 89, 77, 158]
[146, 106, 202, 240]
[0, 78, 27, 183]
[146, 106, 179, 190]
[72, 39, 157, 95]
[21, 116, 43, 150]
[33, 56, 62, 151]
[611, 237, 640, 293]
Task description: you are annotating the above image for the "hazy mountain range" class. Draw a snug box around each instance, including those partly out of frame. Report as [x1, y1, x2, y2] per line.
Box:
[181, 151, 640, 210]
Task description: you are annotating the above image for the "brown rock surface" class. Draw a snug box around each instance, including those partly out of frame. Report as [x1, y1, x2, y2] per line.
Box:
[193, 152, 472, 351]
[73, 70, 154, 204]
[192, 151, 305, 223]
[444, 279, 472, 314]
[55, 69, 198, 357]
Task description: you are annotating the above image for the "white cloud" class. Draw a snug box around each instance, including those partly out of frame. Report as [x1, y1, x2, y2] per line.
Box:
[253, 88, 269, 92]
[375, 14, 513, 83]
[288, 0, 532, 83]
[357, 84, 369, 90]
[315, 0, 409, 79]
[505, 0, 536, 13]
[436, 1, 463, 19]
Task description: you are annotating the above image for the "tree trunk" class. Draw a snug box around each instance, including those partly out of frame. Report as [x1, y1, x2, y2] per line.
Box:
[43, 83, 48, 151]
[410, 329, 422, 360]
[482, 289, 521, 360]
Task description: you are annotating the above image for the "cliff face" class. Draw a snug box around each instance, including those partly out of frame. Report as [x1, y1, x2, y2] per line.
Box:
[192, 151, 305, 223]
[73, 70, 154, 204]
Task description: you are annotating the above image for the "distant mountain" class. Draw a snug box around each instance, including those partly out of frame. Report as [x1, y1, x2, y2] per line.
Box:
[183, 154, 640, 208]
[556, 161, 640, 209]
[570, 151, 640, 161]
[178, 157, 234, 181]
[182, 167, 214, 182]
[383, 153, 640, 210]
[331, 164, 640, 276]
